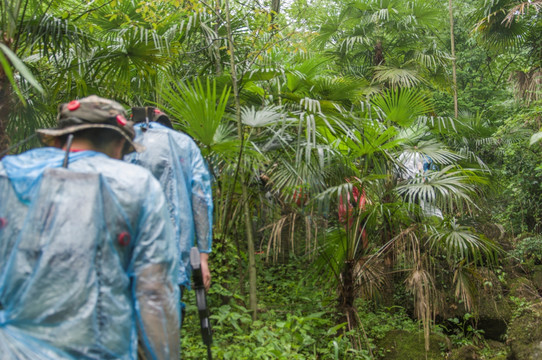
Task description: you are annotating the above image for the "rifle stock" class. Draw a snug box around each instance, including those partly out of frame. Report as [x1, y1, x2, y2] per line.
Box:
[190, 247, 212, 359]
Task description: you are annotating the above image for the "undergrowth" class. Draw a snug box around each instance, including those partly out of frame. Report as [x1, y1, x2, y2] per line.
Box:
[181, 243, 430, 359]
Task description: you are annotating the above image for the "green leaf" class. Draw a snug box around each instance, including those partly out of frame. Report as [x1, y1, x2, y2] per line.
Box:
[160, 78, 230, 147]
[0, 43, 44, 93]
[0, 49, 25, 104]
[326, 322, 348, 335]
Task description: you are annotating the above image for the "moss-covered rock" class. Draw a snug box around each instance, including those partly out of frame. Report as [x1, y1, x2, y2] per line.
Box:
[448, 345, 480, 360]
[376, 330, 448, 360]
[508, 276, 539, 302]
[483, 340, 510, 360]
[487, 355, 508, 360]
[474, 268, 512, 340]
[531, 265, 542, 290]
[507, 302, 542, 359]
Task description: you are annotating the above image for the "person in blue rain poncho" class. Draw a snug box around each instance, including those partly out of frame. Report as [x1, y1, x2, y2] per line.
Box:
[125, 107, 213, 299]
[0, 96, 180, 360]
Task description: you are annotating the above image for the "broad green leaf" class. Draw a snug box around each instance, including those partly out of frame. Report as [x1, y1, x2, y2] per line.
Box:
[0, 50, 25, 103]
[0, 43, 44, 93]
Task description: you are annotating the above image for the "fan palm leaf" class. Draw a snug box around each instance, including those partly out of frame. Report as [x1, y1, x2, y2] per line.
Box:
[19, 13, 90, 60]
[241, 105, 283, 128]
[159, 78, 231, 148]
[396, 165, 487, 213]
[371, 88, 432, 127]
[472, 0, 530, 50]
[426, 219, 500, 264]
[398, 140, 464, 165]
[372, 64, 423, 89]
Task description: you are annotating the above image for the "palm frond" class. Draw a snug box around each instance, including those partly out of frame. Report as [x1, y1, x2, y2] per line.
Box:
[396, 165, 487, 214]
[502, 1, 542, 26]
[372, 65, 423, 89]
[453, 264, 478, 311]
[413, 140, 464, 165]
[159, 78, 231, 147]
[341, 120, 400, 158]
[426, 219, 501, 265]
[371, 88, 432, 127]
[0, 44, 43, 102]
[354, 255, 386, 301]
[20, 13, 90, 59]
[472, 0, 529, 50]
[405, 267, 434, 351]
[241, 106, 283, 127]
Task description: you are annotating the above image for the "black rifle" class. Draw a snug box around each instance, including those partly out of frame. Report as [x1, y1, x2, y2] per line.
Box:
[190, 247, 213, 360]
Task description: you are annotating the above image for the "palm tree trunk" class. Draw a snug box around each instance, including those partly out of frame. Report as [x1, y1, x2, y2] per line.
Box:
[449, 0, 458, 118]
[224, 0, 258, 321]
[339, 260, 357, 330]
[374, 41, 384, 66]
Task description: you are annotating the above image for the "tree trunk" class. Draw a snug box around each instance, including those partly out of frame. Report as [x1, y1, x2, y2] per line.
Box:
[224, 0, 258, 321]
[339, 260, 357, 330]
[449, 0, 459, 118]
[0, 34, 17, 157]
[374, 41, 384, 66]
[0, 73, 13, 157]
[381, 181, 395, 307]
[271, 0, 280, 29]
[213, 0, 223, 75]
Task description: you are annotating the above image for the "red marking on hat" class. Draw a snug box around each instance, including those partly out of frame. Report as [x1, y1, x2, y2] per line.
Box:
[116, 115, 127, 126]
[154, 109, 161, 114]
[118, 232, 131, 246]
[67, 100, 80, 111]
[0, 217, 7, 230]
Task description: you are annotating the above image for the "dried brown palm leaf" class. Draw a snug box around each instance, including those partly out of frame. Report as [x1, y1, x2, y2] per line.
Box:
[405, 267, 436, 352]
[453, 264, 478, 312]
[503, 1, 542, 26]
[261, 210, 321, 263]
[263, 215, 289, 263]
[509, 69, 542, 104]
[354, 255, 386, 300]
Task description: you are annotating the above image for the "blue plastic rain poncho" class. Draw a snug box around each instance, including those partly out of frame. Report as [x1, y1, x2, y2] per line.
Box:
[125, 123, 213, 287]
[0, 148, 180, 360]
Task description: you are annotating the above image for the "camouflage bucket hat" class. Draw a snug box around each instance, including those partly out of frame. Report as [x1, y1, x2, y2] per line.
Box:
[37, 95, 144, 153]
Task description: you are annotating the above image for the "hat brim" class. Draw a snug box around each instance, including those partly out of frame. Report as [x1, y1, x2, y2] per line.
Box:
[37, 123, 145, 153]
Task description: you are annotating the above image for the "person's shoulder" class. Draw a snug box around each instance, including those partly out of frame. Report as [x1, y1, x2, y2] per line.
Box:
[158, 127, 200, 153]
[135, 123, 193, 142]
[134, 122, 199, 152]
[5, 147, 64, 163]
[84, 156, 161, 191]
[156, 125, 195, 143]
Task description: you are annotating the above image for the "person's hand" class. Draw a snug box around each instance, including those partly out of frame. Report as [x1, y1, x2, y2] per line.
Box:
[200, 253, 211, 292]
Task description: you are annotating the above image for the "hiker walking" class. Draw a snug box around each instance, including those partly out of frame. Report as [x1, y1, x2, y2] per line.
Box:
[0, 96, 180, 360]
[125, 107, 213, 298]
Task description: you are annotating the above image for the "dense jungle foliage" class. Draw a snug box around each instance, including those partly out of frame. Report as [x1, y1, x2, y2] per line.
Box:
[1, 0, 542, 358]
